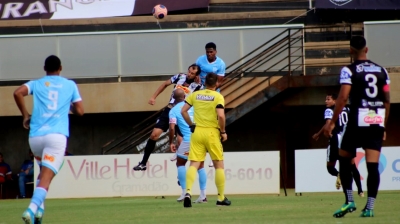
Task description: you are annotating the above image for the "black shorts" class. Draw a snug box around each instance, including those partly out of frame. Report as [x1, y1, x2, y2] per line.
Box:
[327, 133, 340, 162]
[154, 107, 183, 137]
[340, 124, 384, 157]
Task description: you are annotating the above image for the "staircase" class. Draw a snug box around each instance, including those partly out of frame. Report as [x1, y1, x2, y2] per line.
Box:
[102, 27, 305, 155]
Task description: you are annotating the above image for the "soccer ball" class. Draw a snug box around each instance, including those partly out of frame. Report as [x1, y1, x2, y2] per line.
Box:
[152, 4, 168, 19]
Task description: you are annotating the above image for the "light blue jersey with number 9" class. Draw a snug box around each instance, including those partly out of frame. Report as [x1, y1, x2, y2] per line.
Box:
[24, 76, 82, 138]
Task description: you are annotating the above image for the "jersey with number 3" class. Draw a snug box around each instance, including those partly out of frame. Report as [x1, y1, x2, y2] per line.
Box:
[24, 76, 82, 138]
[339, 60, 390, 128]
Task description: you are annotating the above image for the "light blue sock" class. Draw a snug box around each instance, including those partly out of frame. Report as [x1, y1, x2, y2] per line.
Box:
[36, 180, 45, 210]
[198, 168, 207, 198]
[177, 166, 186, 190]
[28, 187, 47, 214]
[198, 168, 207, 190]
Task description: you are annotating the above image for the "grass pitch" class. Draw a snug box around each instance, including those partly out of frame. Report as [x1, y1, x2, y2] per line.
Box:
[1, 190, 399, 224]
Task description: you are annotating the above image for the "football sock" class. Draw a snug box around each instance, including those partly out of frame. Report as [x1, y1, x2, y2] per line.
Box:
[198, 168, 207, 198]
[29, 187, 47, 214]
[36, 180, 45, 210]
[185, 166, 197, 195]
[215, 169, 225, 201]
[141, 139, 156, 165]
[177, 166, 186, 190]
[327, 165, 339, 176]
[339, 156, 353, 203]
[366, 162, 380, 210]
[351, 163, 363, 193]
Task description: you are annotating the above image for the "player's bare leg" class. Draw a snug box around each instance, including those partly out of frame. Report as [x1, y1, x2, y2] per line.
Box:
[22, 167, 55, 224]
[133, 128, 164, 171]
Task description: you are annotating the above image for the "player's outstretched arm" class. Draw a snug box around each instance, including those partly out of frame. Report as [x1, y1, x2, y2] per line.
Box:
[149, 79, 172, 105]
[313, 119, 331, 141]
[70, 101, 84, 116]
[13, 85, 30, 129]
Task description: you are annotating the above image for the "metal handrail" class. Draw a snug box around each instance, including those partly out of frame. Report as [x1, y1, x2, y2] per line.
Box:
[102, 24, 353, 155]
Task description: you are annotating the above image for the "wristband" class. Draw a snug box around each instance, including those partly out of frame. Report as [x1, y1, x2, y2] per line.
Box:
[220, 131, 226, 134]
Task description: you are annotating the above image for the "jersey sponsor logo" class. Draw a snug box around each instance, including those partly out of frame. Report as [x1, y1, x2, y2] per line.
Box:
[329, 0, 352, 6]
[196, 94, 215, 101]
[357, 64, 382, 73]
[363, 110, 383, 124]
[324, 109, 333, 118]
[44, 154, 55, 162]
[169, 118, 177, 124]
[340, 69, 351, 80]
[363, 65, 382, 73]
[362, 99, 384, 107]
[45, 81, 50, 87]
[175, 85, 191, 95]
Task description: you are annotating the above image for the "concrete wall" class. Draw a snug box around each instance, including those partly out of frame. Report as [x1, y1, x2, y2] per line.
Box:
[0, 81, 174, 116]
[0, 24, 303, 80]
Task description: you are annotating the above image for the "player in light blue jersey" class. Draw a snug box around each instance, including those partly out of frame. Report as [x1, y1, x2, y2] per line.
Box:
[196, 42, 226, 91]
[169, 89, 208, 203]
[14, 55, 84, 224]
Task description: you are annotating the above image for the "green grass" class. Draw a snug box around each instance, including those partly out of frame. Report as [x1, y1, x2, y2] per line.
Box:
[1, 190, 400, 224]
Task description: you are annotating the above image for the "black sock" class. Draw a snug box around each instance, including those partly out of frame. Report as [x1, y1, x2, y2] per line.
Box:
[339, 156, 353, 203]
[351, 163, 363, 193]
[141, 139, 156, 165]
[366, 162, 380, 198]
[365, 162, 380, 210]
[327, 166, 339, 176]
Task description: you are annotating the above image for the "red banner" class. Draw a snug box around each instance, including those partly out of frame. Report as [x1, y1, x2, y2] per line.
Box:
[0, 0, 209, 20]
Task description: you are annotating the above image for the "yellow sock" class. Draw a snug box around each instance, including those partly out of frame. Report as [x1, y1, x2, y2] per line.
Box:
[215, 169, 225, 201]
[185, 166, 197, 195]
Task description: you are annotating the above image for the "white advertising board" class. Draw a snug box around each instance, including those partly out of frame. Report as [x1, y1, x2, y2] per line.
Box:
[295, 147, 400, 193]
[34, 151, 280, 199]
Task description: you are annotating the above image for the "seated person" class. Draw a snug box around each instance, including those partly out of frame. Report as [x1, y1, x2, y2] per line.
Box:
[18, 151, 34, 198]
[0, 152, 13, 199]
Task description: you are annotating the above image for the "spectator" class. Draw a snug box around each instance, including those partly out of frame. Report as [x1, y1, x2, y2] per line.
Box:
[0, 152, 12, 183]
[0, 152, 13, 199]
[18, 150, 34, 198]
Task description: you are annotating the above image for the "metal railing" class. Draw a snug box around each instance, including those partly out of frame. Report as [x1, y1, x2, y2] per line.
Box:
[102, 27, 305, 155]
[101, 24, 355, 155]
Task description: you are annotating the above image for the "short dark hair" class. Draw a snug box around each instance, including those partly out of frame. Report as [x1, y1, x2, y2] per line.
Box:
[188, 63, 201, 76]
[44, 55, 61, 72]
[205, 42, 216, 50]
[205, 73, 218, 87]
[327, 93, 338, 100]
[350, 36, 366, 51]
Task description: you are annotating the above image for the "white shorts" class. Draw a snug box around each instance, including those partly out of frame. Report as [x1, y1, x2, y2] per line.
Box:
[29, 133, 67, 175]
[176, 141, 190, 160]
